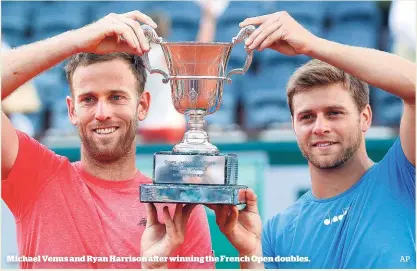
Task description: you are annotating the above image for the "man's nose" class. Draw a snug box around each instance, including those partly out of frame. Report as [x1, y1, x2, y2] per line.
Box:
[312, 114, 331, 135]
[94, 101, 111, 121]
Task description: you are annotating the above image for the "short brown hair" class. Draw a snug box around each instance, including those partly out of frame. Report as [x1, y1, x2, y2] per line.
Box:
[65, 52, 147, 97]
[286, 59, 369, 116]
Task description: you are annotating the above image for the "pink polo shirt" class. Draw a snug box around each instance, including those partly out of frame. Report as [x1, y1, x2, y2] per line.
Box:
[2, 130, 214, 268]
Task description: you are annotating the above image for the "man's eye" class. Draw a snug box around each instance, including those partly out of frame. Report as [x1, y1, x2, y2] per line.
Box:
[301, 115, 313, 120]
[83, 97, 95, 103]
[111, 95, 122, 101]
[329, 111, 341, 116]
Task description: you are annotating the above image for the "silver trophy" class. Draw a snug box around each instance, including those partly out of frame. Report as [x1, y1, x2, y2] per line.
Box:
[139, 24, 255, 205]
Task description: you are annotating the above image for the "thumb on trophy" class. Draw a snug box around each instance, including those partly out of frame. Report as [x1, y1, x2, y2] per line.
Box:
[240, 188, 259, 214]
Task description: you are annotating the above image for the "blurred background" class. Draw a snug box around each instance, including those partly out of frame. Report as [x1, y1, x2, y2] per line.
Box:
[1, 0, 416, 269]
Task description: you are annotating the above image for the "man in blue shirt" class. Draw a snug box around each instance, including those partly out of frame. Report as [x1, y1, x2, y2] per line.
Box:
[208, 11, 415, 269]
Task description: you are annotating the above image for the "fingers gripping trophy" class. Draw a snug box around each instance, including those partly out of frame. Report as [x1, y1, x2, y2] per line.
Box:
[140, 24, 255, 205]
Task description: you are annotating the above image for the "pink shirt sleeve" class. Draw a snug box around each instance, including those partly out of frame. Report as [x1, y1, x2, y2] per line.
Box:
[170, 205, 215, 269]
[1, 130, 67, 220]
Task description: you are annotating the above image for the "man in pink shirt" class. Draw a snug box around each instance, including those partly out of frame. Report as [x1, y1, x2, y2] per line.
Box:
[1, 10, 213, 269]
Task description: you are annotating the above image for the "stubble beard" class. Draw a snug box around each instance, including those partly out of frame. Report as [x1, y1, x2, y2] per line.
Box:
[78, 118, 138, 163]
[299, 127, 362, 169]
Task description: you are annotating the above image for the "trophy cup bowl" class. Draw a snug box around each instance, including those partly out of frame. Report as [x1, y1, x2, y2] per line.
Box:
[139, 24, 255, 205]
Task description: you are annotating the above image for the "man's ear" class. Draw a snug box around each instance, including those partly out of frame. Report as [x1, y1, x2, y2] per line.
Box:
[66, 96, 78, 126]
[138, 90, 150, 121]
[361, 104, 372, 132]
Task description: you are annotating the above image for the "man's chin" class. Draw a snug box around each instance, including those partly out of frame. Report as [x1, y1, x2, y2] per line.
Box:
[81, 132, 136, 162]
[91, 150, 123, 162]
[87, 144, 124, 162]
[311, 157, 344, 169]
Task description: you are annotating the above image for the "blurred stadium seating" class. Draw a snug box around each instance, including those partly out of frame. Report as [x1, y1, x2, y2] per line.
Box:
[1, 0, 402, 141]
[2, 1, 34, 46]
[325, 1, 381, 48]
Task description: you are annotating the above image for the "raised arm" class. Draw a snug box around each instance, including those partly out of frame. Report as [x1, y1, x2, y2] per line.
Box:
[1, 11, 157, 178]
[240, 11, 416, 165]
[311, 39, 415, 165]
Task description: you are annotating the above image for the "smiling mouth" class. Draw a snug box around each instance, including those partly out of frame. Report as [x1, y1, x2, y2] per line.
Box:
[313, 142, 337, 147]
[93, 127, 119, 135]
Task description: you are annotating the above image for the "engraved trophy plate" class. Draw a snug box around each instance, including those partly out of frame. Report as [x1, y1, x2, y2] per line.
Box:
[153, 152, 238, 185]
[139, 24, 255, 205]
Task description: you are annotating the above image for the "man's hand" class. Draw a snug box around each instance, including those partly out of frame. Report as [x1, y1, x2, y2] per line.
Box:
[74, 10, 157, 55]
[240, 11, 318, 56]
[207, 189, 263, 262]
[140, 203, 196, 269]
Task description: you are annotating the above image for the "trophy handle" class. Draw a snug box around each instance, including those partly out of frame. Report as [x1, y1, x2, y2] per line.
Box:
[226, 25, 256, 81]
[141, 24, 170, 84]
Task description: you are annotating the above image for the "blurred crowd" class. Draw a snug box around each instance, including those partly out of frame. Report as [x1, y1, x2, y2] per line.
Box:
[2, 0, 416, 145]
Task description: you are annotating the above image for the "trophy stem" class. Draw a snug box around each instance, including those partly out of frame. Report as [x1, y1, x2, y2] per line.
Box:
[188, 110, 205, 131]
[172, 110, 219, 154]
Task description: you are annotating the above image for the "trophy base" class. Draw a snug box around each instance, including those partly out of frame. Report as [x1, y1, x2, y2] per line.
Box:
[140, 184, 247, 205]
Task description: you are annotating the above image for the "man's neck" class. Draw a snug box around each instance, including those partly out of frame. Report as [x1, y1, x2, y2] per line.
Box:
[80, 147, 138, 181]
[309, 147, 374, 199]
